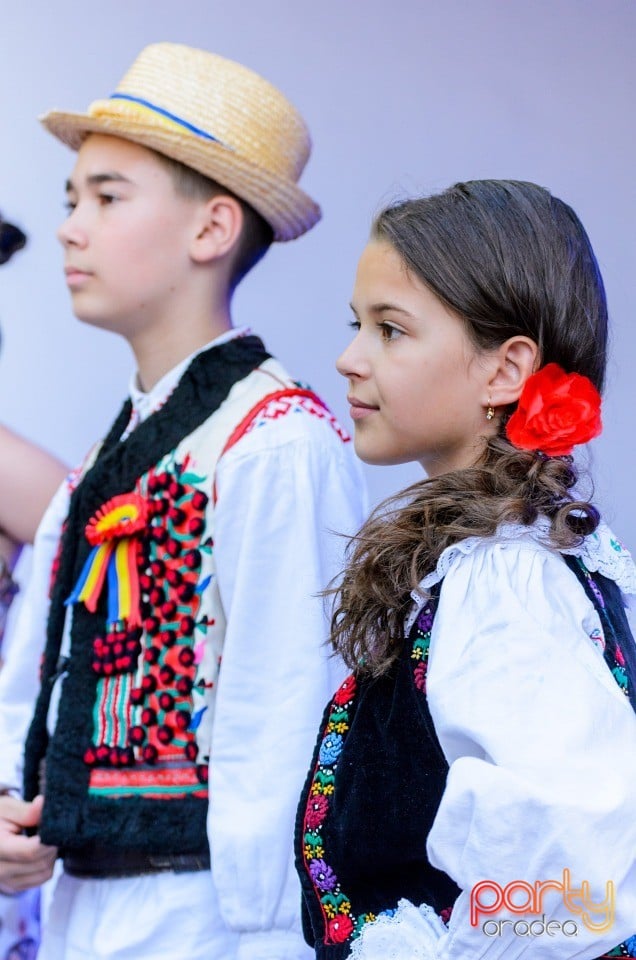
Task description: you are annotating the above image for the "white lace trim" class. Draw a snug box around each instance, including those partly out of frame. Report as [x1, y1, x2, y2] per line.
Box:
[406, 519, 636, 632]
[348, 899, 445, 960]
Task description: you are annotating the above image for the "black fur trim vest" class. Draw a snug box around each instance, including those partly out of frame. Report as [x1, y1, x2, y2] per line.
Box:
[23, 335, 269, 856]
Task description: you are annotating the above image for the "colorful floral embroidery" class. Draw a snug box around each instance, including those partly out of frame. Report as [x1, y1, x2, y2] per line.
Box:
[411, 604, 433, 692]
[602, 936, 636, 958]
[576, 559, 632, 702]
[589, 627, 605, 654]
[302, 672, 356, 943]
[303, 600, 442, 946]
[576, 561, 636, 959]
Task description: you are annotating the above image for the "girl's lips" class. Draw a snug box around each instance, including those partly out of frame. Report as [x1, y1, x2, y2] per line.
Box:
[348, 397, 379, 420]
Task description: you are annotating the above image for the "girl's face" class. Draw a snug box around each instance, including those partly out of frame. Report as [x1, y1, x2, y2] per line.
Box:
[338, 240, 496, 477]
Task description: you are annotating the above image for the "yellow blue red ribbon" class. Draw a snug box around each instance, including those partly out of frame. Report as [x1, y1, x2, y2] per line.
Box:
[66, 493, 148, 628]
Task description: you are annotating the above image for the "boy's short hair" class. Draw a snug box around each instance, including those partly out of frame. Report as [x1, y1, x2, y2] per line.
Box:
[156, 153, 274, 289]
[41, 42, 321, 243]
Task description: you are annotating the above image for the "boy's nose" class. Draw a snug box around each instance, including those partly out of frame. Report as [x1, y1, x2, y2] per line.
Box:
[57, 212, 88, 249]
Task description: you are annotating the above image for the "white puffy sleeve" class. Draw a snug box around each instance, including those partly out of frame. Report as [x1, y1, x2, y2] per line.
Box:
[351, 539, 636, 960]
[209, 414, 367, 960]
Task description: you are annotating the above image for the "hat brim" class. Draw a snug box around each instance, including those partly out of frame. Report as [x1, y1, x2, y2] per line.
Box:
[41, 110, 321, 242]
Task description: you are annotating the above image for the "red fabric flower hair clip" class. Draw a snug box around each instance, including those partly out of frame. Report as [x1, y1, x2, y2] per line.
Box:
[504, 363, 602, 457]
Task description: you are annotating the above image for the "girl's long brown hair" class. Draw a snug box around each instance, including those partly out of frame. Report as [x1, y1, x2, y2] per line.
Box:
[331, 180, 607, 676]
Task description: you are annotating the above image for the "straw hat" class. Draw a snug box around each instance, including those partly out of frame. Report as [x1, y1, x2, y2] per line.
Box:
[40, 42, 321, 241]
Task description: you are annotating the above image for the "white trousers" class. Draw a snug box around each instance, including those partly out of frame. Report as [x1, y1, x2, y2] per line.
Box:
[38, 870, 237, 960]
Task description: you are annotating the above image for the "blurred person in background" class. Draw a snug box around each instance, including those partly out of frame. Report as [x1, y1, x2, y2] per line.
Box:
[0, 211, 67, 960]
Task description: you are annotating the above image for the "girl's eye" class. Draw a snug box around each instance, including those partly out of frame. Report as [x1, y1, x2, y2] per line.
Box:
[347, 319, 361, 333]
[64, 200, 77, 213]
[379, 322, 402, 342]
[98, 193, 117, 205]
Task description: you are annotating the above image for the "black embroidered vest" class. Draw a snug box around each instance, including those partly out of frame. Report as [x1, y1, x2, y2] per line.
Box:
[295, 588, 460, 960]
[295, 556, 636, 960]
[23, 336, 270, 856]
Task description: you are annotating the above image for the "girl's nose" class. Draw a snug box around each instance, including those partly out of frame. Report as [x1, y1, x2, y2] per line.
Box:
[336, 334, 369, 380]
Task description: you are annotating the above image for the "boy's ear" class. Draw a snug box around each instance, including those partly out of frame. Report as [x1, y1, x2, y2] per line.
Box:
[190, 194, 243, 264]
[485, 336, 539, 407]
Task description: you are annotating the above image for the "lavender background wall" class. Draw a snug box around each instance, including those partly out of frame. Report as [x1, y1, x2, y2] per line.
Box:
[0, 0, 634, 545]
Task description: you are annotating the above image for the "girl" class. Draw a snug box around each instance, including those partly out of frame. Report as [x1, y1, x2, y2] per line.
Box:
[295, 180, 636, 960]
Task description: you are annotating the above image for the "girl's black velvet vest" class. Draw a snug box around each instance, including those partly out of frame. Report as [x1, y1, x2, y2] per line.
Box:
[23, 336, 269, 857]
[294, 587, 460, 960]
[294, 555, 636, 960]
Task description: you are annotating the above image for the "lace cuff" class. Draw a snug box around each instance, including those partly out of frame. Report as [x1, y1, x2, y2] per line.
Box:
[348, 899, 446, 960]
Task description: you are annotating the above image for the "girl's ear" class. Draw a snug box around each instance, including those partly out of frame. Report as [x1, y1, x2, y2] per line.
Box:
[486, 336, 539, 407]
[190, 194, 244, 264]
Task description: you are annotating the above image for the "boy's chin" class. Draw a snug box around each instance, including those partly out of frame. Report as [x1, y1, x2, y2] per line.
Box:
[73, 311, 128, 337]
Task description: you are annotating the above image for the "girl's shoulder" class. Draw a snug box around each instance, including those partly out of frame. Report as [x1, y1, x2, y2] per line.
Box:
[409, 518, 635, 619]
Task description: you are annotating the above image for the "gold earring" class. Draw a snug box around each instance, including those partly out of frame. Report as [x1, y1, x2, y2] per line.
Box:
[485, 405, 495, 421]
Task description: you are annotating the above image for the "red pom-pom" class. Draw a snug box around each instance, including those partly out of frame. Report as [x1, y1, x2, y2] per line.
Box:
[129, 726, 146, 745]
[142, 744, 158, 764]
[183, 550, 201, 570]
[165, 539, 181, 558]
[157, 724, 174, 745]
[196, 763, 208, 784]
[175, 710, 191, 731]
[159, 665, 175, 684]
[178, 647, 195, 667]
[188, 517, 205, 537]
[192, 491, 209, 511]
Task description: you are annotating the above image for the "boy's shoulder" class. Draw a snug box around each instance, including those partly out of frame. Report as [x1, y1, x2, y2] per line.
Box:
[217, 357, 353, 461]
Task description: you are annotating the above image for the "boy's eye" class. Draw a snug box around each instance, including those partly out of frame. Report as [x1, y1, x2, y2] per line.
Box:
[64, 199, 77, 213]
[98, 193, 117, 205]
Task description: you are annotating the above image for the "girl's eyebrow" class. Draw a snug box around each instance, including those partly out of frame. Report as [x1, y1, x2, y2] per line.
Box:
[351, 300, 415, 318]
[369, 302, 413, 316]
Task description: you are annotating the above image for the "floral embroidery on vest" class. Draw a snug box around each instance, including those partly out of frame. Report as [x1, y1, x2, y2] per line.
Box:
[411, 603, 434, 692]
[574, 560, 636, 960]
[302, 673, 357, 944]
[576, 558, 632, 700]
[302, 599, 447, 946]
[603, 935, 636, 958]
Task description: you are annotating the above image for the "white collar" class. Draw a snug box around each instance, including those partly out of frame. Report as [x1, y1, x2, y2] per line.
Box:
[128, 326, 250, 426]
[407, 518, 636, 630]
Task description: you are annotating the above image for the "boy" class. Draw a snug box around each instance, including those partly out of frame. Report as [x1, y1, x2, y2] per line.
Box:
[0, 43, 365, 959]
